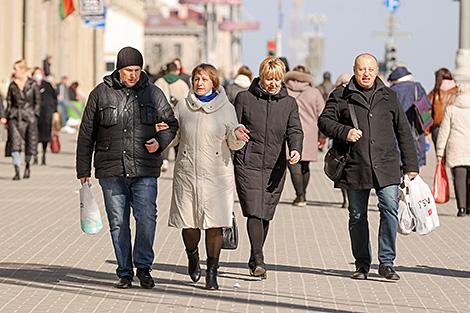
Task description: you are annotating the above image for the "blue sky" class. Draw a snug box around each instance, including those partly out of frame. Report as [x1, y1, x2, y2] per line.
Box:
[240, 0, 460, 91]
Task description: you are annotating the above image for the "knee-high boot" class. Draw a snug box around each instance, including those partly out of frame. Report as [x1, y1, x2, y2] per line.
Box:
[205, 257, 219, 290]
[12, 166, 20, 180]
[186, 248, 201, 282]
[23, 163, 30, 179]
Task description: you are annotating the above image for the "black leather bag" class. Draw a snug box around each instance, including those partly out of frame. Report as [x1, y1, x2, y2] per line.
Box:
[323, 103, 358, 182]
[324, 147, 348, 182]
[221, 213, 238, 249]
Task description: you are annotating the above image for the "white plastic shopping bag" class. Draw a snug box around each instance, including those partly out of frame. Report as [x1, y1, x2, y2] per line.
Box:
[397, 178, 415, 235]
[79, 182, 103, 235]
[405, 175, 439, 235]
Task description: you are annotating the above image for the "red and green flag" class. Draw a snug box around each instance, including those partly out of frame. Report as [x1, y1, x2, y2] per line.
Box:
[60, 0, 75, 20]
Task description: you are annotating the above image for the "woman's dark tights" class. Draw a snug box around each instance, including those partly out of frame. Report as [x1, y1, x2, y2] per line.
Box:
[289, 161, 310, 197]
[182, 228, 223, 258]
[247, 216, 270, 251]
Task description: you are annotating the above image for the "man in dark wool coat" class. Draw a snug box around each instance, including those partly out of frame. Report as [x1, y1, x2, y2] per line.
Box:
[318, 53, 418, 281]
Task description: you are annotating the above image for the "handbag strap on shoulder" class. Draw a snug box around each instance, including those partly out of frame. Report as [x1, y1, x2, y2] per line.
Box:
[347, 103, 359, 129]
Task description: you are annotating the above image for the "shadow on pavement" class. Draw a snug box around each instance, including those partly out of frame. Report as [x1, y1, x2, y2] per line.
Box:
[0, 262, 358, 313]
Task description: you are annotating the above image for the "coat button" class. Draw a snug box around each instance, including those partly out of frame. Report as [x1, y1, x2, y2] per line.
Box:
[371, 140, 375, 144]
[123, 150, 126, 154]
[369, 113, 373, 117]
[126, 173, 130, 177]
[374, 165, 378, 169]
[124, 129, 127, 132]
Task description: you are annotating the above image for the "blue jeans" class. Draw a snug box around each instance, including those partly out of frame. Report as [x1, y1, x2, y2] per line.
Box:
[347, 184, 399, 271]
[99, 177, 158, 278]
[57, 100, 68, 127]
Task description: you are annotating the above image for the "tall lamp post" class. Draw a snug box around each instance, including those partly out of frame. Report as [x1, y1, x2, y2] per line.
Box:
[454, 0, 470, 83]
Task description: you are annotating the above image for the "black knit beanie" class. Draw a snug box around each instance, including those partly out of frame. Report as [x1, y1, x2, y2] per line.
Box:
[116, 47, 143, 70]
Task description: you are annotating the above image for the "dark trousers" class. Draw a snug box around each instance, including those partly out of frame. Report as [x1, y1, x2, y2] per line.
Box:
[451, 166, 470, 209]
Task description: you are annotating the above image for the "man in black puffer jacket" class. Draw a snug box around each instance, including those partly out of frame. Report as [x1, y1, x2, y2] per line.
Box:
[76, 47, 178, 289]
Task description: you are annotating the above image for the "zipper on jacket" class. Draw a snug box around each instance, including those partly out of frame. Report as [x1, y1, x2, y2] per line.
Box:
[261, 99, 269, 205]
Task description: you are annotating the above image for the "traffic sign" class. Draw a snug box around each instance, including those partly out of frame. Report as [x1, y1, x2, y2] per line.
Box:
[385, 0, 400, 11]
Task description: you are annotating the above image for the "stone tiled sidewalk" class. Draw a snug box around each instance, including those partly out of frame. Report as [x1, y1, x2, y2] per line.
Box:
[0, 132, 469, 312]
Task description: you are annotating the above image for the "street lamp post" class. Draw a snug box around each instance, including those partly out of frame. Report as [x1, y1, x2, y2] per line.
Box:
[454, 0, 470, 83]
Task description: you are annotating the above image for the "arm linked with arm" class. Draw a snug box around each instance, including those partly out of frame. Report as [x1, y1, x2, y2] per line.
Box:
[154, 91, 178, 151]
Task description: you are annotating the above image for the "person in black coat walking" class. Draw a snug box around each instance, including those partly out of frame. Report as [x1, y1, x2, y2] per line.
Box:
[76, 47, 178, 289]
[6, 60, 41, 180]
[318, 53, 418, 281]
[234, 56, 303, 279]
[32, 67, 59, 165]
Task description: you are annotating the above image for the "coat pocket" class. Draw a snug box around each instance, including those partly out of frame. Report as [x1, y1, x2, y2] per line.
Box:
[140, 102, 158, 125]
[99, 104, 117, 127]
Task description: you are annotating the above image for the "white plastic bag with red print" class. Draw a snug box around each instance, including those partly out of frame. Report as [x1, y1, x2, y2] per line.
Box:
[404, 175, 439, 235]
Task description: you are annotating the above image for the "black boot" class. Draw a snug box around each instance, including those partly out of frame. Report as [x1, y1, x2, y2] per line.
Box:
[186, 248, 201, 282]
[252, 249, 267, 279]
[12, 166, 20, 180]
[458, 207, 466, 217]
[205, 257, 219, 290]
[41, 155, 46, 165]
[23, 163, 30, 179]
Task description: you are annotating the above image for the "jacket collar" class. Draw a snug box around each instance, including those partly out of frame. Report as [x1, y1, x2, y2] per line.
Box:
[104, 70, 149, 91]
[345, 76, 388, 109]
[248, 77, 289, 101]
[186, 86, 229, 113]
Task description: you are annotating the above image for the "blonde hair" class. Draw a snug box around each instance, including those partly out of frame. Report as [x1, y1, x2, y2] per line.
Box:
[292, 65, 311, 74]
[259, 56, 286, 81]
[458, 83, 470, 95]
[191, 63, 220, 92]
[14, 59, 28, 71]
[335, 73, 352, 88]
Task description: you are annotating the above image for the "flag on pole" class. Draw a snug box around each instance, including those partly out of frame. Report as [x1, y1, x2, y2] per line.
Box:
[60, 0, 75, 20]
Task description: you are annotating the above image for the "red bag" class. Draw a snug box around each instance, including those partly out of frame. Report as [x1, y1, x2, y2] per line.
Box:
[51, 122, 60, 153]
[432, 159, 449, 203]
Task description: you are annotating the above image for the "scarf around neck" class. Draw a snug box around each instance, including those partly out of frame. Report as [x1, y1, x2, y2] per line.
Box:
[195, 90, 217, 102]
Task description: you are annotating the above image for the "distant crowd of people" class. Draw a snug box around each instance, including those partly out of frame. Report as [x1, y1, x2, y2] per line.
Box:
[0, 57, 83, 179]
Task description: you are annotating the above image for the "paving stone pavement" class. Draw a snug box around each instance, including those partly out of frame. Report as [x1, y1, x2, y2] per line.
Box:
[0, 132, 469, 313]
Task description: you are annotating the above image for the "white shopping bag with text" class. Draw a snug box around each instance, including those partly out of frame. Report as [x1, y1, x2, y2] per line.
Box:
[405, 175, 439, 235]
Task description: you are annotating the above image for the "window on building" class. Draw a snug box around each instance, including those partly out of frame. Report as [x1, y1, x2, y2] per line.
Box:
[153, 43, 162, 62]
[106, 62, 114, 72]
[174, 43, 182, 58]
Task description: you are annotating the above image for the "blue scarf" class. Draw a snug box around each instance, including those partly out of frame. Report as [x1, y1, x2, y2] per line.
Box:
[195, 90, 217, 102]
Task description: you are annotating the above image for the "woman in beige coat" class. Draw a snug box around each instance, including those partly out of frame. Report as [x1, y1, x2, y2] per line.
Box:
[168, 64, 249, 289]
[436, 83, 470, 217]
[284, 65, 325, 206]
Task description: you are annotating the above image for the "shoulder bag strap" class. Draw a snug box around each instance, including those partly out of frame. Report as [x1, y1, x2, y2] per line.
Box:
[347, 103, 359, 129]
[345, 103, 359, 155]
[295, 91, 303, 100]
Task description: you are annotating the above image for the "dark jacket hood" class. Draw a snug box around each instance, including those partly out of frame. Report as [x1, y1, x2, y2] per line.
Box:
[248, 77, 289, 101]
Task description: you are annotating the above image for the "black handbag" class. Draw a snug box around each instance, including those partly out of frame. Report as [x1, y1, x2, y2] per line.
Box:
[323, 103, 358, 182]
[221, 213, 238, 249]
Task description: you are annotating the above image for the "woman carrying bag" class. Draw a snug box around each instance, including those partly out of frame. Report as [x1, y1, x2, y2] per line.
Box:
[436, 83, 470, 217]
[167, 64, 248, 290]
